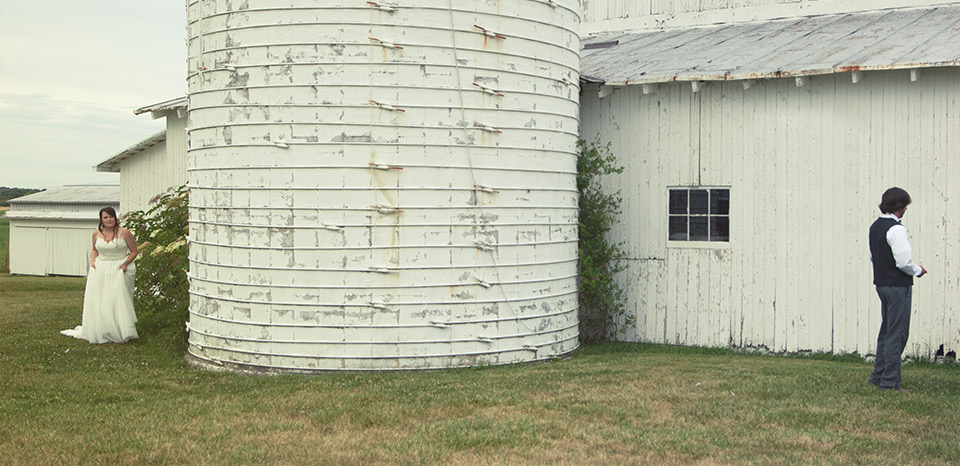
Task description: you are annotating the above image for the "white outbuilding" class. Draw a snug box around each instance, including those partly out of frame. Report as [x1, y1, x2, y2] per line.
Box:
[6, 185, 120, 276]
[95, 97, 188, 214]
[579, 0, 960, 358]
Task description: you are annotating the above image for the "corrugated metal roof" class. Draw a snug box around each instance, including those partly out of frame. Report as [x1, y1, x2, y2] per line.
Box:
[581, 4, 960, 85]
[133, 96, 187, 115]
[94, 131, 166, 173]
[8, 185, 120, 205]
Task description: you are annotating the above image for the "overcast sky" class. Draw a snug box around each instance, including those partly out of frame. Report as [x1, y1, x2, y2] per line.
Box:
[0, 0, 186, 189]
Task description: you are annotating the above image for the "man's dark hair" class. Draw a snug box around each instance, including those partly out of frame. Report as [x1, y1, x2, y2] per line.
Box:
[879, 187, 911, 214]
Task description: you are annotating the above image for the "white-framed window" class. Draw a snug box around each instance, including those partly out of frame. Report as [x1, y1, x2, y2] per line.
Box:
[668, 187, 729, 243]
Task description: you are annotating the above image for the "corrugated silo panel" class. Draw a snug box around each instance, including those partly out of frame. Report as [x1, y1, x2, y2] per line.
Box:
[186, 0, 581, 371]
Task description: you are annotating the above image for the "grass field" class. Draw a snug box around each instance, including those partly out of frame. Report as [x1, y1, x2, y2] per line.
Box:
[1, 273, 957, 465]
[0, 213, 9, 273]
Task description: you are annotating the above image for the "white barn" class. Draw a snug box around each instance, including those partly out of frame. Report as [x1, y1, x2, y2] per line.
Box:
[6, 185, 120, 276]
[96, 97, 188, 214]
[579, 0, 960, 358]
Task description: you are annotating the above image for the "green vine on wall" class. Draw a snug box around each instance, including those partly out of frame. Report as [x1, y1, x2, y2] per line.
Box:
[577, 139, 629, 343]
[123, 186, 189, 345]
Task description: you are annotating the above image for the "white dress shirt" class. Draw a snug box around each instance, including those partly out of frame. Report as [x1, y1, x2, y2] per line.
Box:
[872, 213, 923, 277]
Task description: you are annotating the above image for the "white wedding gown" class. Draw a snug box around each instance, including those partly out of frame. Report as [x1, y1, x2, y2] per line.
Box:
[61, 237, 138, 343]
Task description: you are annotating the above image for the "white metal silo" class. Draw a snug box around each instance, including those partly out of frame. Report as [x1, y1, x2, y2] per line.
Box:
[185, 0, 581, 371]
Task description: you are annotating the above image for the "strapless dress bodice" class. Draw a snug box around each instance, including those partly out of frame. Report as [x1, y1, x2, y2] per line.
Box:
[96, 237, 129, 261]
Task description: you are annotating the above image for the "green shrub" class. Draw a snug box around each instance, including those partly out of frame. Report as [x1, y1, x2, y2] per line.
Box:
[1, 214, 9, 273]
[577, 139, 628, 343]
[123, 186, 189, 346]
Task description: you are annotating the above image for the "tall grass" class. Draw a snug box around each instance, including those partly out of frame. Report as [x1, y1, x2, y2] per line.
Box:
[1, 274, 957, 465]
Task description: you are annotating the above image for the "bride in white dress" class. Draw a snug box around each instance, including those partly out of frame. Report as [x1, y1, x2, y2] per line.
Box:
[61, 207, 140, 343]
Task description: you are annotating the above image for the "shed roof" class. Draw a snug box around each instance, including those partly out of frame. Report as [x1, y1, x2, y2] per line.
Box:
[8, 185, 120, 205]
[134, 96, 188, 116]
[581, 4, 960, 85]
[95, 131, 166, 173]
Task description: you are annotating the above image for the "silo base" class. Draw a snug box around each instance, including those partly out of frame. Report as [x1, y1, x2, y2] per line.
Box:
[184, 344, 580, 374]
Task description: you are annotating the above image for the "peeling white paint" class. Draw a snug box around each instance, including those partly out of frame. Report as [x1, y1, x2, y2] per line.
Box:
[185, 0, 581, 371]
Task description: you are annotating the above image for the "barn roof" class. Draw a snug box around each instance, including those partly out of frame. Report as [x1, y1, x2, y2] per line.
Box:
[94, 131, 166, 173]
[581, 4, 960, 85]
[7, 185, 120, 206]
[6, 186, 118, 221]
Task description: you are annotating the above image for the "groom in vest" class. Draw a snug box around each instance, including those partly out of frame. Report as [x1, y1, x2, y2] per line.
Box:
[868, 187, 927, 392]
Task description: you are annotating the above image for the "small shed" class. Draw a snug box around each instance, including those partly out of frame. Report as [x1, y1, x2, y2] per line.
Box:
[95, 97, 188, 214]
[6, 185, 120, 276]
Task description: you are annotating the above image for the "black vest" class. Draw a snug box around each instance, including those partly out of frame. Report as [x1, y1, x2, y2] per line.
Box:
[869, 217, 913, 286]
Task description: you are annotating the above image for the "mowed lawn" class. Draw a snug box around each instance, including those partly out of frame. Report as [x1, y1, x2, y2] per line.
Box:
[1, 274, 957, 465]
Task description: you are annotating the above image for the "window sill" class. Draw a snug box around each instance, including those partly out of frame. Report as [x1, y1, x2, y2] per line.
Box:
[667, 241, 731, 250]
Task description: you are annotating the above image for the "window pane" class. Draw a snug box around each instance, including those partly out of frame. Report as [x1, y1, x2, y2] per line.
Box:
[669, 216, 687, 240]
[711, 189, 729, 215]
[689, 217, 708, 241]
[689, 190, 708, 215]
[710, 216, 729, 242]
[669, 190, 688, 215]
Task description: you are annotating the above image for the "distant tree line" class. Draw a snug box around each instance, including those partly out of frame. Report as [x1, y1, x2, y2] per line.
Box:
[0, 187, 43, 206]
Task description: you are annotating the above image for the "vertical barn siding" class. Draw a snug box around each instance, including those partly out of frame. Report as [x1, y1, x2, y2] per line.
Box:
[9, 223, 48, 275]
[9, 219, 98, 276]
[118, 141, 166, 213]
[47, 225, 94, 275]
[165, 114, 189, 190]
[580, 68, 960, 358]
[117, 115, 189, 214]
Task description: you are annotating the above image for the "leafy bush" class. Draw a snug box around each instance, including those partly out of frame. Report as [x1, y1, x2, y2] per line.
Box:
[123, 186, 189, 346]
[577, 140, 628, 343]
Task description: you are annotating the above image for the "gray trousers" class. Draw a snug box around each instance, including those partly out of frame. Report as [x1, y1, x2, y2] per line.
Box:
[870, 286, 912, 389]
